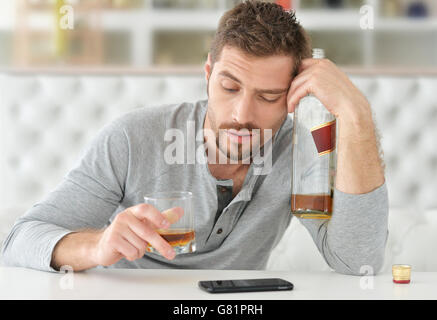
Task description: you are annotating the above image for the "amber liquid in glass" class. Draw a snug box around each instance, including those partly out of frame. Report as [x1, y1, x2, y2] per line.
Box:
[291, 194, 333, 219]
[146, 228, 196, 254]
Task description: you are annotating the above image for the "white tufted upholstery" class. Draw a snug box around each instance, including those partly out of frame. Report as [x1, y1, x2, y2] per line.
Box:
[1, 71, 436, 272]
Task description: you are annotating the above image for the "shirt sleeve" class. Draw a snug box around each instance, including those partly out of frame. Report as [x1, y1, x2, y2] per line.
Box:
[295, 181, 389, 276]
[1, 118, 130, 273]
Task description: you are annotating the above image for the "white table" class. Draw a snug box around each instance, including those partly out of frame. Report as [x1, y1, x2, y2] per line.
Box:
[0, 267, 435, 300]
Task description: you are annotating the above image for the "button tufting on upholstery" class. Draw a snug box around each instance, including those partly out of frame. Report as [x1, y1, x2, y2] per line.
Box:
[430, 156, 437, 168]
[385, 104, 399, 125]
[407, 131, 420, 146]
[94, 105, 105, 120]
[368, 81, 378, 97]
[8, 103, 20, 119]
[8, 156, 20, 169]
[71, 130, 84, 144]
[428, 105, 437, 121]
[49, 155, 61, 169]
[50, 104, 62, 119]
[409, 80, 419, 97]
[15, 128, 41, 150]
[16, 178, 41, 200]
[407, 184, 418, 197]
[388, 156, 398, 169]
[72, 78, 83, 95]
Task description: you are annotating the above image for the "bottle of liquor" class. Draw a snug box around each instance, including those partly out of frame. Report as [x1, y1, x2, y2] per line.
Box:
[291, 48, 336, 219]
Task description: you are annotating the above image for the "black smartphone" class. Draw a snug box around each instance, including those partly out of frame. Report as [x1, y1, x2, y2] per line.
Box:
[198, 278, 293, 293]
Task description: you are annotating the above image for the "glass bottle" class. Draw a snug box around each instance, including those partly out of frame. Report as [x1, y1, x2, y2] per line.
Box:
[291, 48, 336, 219]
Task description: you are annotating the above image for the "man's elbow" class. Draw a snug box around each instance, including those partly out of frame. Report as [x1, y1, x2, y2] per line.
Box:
[1, 218, 33, 268]
[328, 225, 389, 276]
[331, 248, 386, 276]
[334, 258, 385, 277]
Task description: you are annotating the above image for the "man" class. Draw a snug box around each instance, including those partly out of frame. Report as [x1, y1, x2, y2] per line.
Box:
[1, 1, 388, 275]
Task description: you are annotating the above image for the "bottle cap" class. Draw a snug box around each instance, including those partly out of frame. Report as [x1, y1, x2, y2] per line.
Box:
[392, 264, 411, 284]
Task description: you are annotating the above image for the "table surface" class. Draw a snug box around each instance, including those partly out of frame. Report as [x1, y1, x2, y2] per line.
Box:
[0, 267, 435, 300]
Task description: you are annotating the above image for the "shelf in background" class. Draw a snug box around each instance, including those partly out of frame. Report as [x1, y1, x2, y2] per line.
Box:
[3, 7, 437, 32]
[3, 65, 437, 76]
[6, 9, 437, 32]
[296, 9, 363, 30]
[376, 18, 437, 31]
[101, 9, 225, 30]
[1, 1, 436, 70]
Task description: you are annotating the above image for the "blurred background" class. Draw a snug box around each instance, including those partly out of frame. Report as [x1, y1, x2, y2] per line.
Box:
[0, 0, 436, 71]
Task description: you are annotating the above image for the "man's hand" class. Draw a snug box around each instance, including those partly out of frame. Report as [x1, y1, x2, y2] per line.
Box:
[287, 58, 372, 131]
[286, 58, 385, 194]
[50, 204, 184, 272]
[92, 204, 184, 266]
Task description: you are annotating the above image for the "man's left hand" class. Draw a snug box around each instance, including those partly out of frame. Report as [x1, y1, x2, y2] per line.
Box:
[287, 58, 371, 127]
[287, 58, 385, 193]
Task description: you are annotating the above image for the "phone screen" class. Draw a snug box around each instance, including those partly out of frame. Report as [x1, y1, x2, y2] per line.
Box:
[198, 278, 293, 293]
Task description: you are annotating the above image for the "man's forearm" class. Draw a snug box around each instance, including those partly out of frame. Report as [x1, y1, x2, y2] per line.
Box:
[50, 230, 100, 272]
[320, 107, 388, 275]
[335, 107, 385, 194]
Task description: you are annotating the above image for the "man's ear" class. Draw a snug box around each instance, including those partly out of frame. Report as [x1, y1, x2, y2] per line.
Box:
[204, 53, 212, 82]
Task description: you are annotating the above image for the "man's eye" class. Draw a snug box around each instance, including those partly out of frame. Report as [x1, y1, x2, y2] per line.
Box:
[222, 86, 279, 103]
[261, 96, 280, 103]
[224, 87, 238, 92]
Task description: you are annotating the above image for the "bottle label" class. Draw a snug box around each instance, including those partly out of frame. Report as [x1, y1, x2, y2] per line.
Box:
[311, 120, 336, 156]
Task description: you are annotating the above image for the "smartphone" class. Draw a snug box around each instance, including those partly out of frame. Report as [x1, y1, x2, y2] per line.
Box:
[198, 278, 293, 293]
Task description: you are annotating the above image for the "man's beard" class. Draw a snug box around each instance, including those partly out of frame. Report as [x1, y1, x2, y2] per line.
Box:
[216, 134, 248, 162]
[207, 102, 261, 163]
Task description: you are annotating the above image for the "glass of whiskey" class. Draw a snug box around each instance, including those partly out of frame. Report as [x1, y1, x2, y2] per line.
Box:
[143, 191, 196, 255]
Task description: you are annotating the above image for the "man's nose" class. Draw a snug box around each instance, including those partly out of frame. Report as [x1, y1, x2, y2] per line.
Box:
[232, 93, 255, 126]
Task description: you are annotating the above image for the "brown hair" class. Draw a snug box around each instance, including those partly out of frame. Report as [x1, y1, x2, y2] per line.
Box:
[210, 0, 311, 76]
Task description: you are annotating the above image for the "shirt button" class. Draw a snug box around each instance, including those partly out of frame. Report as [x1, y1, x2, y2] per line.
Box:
[219, 186, 227, 193]
[217, 228, 223, 234]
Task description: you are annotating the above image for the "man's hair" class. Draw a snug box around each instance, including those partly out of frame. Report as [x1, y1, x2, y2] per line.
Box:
[210, 0, 312, 76]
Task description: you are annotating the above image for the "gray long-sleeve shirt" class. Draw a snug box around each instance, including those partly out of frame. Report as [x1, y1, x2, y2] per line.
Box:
[1, 99, 389, 274]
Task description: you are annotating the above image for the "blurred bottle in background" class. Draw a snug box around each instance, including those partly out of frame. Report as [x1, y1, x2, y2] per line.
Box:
[407, 0, 429, 18]
[275, 0, 292, 10]
[381, 0, 402, 18]
[325, 0, 343, 9]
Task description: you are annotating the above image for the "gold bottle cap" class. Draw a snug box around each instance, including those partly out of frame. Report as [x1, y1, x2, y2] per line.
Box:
[392, 264, 411, 283]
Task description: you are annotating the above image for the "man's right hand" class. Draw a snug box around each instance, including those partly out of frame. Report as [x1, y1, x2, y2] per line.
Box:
[92, 204, 184, 266]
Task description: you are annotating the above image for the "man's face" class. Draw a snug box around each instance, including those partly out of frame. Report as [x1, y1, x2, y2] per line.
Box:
[204, 46, 294, 162]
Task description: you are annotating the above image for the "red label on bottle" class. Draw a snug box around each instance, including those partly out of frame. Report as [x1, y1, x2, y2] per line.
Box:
[311, 120, 336, 156]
